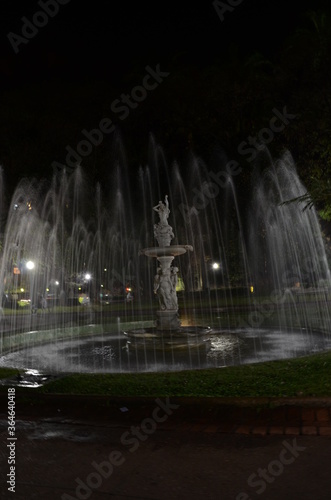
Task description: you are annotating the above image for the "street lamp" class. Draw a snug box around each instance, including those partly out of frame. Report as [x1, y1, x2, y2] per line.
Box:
[211, 262, 221, 290]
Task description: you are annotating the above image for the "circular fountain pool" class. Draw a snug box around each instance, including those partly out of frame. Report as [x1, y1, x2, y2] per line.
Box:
[1, 327, 330, 374]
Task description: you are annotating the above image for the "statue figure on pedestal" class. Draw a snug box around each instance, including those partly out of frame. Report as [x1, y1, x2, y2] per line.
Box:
[153, 195, 170, 225]
[153, 195, 174, 247]
[154, 266, 178, 311]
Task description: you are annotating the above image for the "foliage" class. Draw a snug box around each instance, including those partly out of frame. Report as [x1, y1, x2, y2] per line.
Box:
[281, 175, 331, 220]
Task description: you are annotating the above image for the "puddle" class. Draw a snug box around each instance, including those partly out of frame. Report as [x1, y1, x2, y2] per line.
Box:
[0, 368, 59, 388]
[28, 424, 99, 442]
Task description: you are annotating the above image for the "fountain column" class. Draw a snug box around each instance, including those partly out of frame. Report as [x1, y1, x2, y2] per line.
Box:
[140, 195, 193, 332]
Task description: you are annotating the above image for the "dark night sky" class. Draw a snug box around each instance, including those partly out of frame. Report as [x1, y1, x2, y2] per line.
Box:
[0, 0, 330, 192]
[0, 0, 326, 88]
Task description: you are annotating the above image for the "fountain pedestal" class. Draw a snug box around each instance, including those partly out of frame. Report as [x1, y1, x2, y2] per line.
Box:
[156, 310, 180, 330]
[140, 244, 193, 331]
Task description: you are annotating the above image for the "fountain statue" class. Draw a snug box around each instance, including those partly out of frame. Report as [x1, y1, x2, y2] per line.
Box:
[120, 195, 212, 351]
[140, 195, 193, 331]
[153, 195, 174, 246]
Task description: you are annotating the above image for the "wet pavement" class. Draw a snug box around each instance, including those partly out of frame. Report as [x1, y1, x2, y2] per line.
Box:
[1, 393, 331, 499]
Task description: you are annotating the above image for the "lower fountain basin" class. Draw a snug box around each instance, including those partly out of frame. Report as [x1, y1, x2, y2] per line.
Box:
[1, 326, 331, 374]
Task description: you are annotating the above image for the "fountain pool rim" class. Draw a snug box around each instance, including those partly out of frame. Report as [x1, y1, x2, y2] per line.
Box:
[1, 322, 331, 375]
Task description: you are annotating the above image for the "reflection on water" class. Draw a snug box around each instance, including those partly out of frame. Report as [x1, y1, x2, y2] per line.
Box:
[0, 368, 55, 388]
[1, 328, 331, 374]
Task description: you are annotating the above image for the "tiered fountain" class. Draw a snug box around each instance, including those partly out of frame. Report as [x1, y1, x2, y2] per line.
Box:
[123, 195, 211, 349]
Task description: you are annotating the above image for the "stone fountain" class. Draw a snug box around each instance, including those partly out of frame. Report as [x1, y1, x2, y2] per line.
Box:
[142, 195, 193, 330]
[123, 195, 211, 349]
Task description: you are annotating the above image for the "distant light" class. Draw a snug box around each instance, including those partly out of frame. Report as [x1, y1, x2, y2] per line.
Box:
[212, 262, 220, 270]
[250, 286, 254, 293]
[85, 273, 91, 280]
[13, 204, 19, 211]
[26, 261, 35, 270]
[20, 288, 24, 292]
[104, 268, 107, 272]
[55, 281, 59, 285]
[100, 284, 104, 288]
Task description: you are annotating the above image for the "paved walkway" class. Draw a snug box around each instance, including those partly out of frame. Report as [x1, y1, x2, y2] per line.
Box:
[6, 393, 331, 436]
[1, 394, 331, 500]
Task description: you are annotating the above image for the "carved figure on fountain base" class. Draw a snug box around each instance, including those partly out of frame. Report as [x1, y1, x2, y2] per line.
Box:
[154, 265, 178, 312]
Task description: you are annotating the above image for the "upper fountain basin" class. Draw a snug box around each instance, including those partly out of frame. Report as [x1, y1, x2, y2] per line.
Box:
[140, 245, 193, 258]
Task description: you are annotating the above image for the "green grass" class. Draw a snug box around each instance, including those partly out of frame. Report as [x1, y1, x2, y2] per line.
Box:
[9, 350, 328, 398]
[0, 368, 20, 379]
